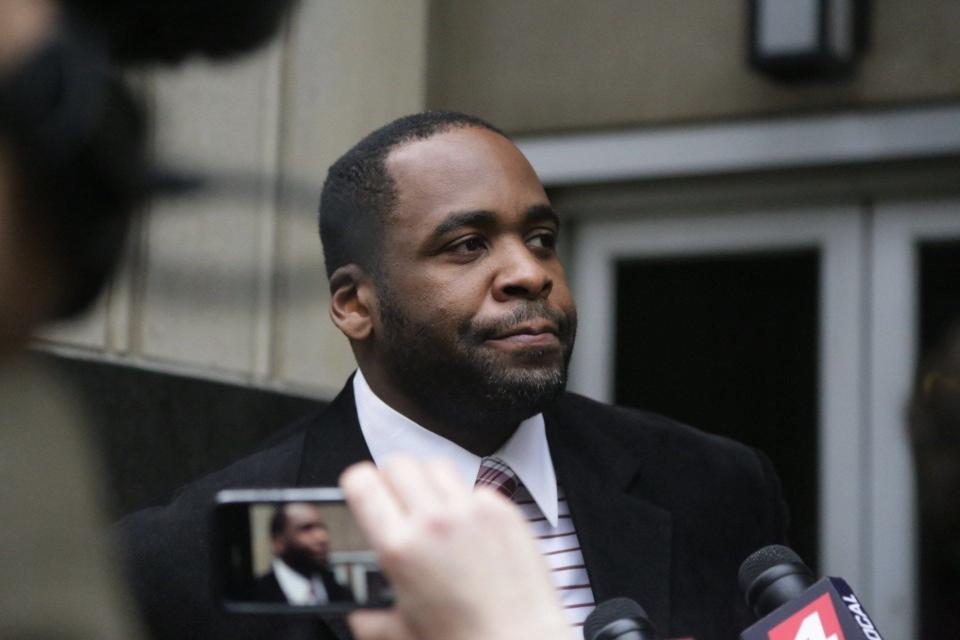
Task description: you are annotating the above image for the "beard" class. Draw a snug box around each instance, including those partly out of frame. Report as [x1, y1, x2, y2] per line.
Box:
[376, 288, 577, 430]
[281, 545, 328, 577]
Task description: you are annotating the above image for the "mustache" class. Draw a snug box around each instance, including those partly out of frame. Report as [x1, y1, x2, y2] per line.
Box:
[466, 302, 574, 342]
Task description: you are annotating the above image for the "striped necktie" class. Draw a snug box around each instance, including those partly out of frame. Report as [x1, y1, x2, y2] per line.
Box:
[474, 456, 596, 629]
[474, 456, 520, 498]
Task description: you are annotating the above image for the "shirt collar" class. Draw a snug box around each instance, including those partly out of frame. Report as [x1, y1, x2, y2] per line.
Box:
[272, 558, 327, 605]
[352, 369, 559, 526]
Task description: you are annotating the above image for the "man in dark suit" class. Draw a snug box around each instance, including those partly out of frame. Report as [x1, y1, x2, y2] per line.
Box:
[250, 503, 354, 606]
[118, 111, 787, 640]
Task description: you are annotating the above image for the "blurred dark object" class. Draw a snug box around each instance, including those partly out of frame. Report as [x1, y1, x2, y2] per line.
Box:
[63, 0, 297, 64]
[910, 322, 960, 639]
[0, 13, 148, 318]
[0, 1, 298, 319]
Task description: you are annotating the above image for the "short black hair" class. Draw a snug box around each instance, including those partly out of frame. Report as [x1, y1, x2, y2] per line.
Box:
[269, 503, 326, 538]
[318, 111, 504, 280]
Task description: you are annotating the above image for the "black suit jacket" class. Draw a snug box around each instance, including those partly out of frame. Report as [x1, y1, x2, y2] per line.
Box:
[117, 380, 787, 640]
[251, 567, 354, 605]
[251, 570, 289, 604]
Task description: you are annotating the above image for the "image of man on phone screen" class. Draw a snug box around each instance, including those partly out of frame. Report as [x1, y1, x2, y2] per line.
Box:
[252, 503, 353, 606]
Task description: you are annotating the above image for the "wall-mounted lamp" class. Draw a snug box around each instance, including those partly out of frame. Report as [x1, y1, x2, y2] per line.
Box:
[748, 0, 869, 80]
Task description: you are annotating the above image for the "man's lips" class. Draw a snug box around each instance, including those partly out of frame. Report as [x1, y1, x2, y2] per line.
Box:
[485, 321, 561, 348]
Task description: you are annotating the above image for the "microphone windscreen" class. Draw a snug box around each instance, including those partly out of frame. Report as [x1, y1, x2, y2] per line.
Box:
[584, 597, 650, 640]
[738, 544, 804, 593]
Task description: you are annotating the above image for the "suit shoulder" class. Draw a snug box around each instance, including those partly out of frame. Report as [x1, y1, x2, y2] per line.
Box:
[552, 392, 787, 541]
[180, 425, 309, 499]
[117, 420, 308, 536]
[555, 391, 758, 461]
[552, 392, 783, 508]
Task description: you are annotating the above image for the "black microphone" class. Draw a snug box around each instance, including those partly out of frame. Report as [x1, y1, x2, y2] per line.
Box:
[738, 545, 884, 639]
[738, 544, 816, 619]
[583, 598, 660, 640]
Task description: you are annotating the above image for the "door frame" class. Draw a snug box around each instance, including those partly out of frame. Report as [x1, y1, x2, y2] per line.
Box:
[867, 200, 960, 638]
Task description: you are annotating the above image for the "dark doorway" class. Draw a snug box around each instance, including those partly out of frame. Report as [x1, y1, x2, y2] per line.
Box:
[614, 249, 820, 570]
[915, 239, 960, 639]
[918, 240, 960, 357]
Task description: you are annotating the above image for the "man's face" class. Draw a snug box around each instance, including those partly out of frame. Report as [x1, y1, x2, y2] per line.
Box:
[273, 503, 330, 574]
[370, 126, 577, 425]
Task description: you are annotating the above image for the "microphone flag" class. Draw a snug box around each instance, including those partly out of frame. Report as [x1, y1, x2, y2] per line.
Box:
[740, 577, 882, 640]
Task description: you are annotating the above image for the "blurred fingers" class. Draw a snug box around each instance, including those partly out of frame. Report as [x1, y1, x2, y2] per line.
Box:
[339, 462, 406, 550]
[424, 458, 471, 502]
[380, 454, 447, 512]
[347, 610, 415, 640]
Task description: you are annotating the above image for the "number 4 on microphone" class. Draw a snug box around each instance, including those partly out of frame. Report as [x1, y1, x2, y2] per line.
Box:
[794, 614, 838, 640]
[768, 593, 843, 640]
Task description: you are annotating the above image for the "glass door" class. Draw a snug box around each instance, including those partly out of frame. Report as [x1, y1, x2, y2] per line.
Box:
[569, 199, 960, 638]
[569, 205, 867, 607]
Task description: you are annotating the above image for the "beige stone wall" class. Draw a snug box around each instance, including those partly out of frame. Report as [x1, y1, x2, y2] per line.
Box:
[38, 0, 959, 397]
[40, 1, 428, 398]
[428, 0, 960, 134]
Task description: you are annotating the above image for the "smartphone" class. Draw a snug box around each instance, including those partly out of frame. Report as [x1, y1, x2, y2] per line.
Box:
[214, 488, 393, 615]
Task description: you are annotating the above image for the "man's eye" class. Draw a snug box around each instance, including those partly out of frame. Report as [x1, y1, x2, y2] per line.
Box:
[450, 237, 486, 254]
[528, 232, 557, 250]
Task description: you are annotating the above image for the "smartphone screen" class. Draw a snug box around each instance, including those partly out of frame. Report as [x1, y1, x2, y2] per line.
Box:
[214, 488, 392, 614]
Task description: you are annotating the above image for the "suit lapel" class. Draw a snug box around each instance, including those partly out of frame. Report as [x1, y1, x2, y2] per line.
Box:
[546, 407, 673, 632]
[296, 377, 374, 487]
[294, 378, 372, 640]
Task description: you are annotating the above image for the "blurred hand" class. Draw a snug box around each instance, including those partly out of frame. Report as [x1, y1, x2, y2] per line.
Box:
[339, 456, 570, 640]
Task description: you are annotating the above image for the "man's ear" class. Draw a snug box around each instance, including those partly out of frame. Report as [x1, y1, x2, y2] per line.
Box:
[329, 264, 375, 341]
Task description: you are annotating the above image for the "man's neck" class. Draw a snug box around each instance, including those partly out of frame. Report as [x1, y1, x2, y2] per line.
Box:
[279, 556, 322, 579]
[358, 367, 519, 457]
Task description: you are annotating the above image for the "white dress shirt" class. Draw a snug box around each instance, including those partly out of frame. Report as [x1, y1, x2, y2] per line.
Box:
[272, 558, 329, 605]
[353, 369, 560, 525]
[352, 369, 596, 626]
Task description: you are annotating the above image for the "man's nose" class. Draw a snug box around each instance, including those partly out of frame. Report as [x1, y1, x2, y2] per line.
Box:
[491, 241, 553, 302]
